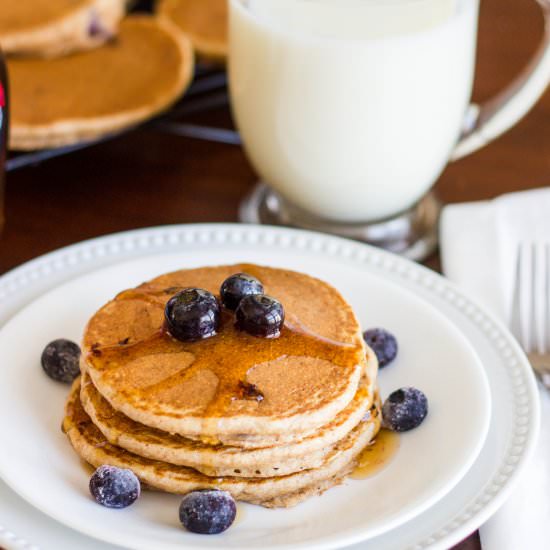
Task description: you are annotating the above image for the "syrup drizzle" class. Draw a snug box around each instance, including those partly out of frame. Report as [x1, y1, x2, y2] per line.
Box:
[351, 429, 400, 479]
[87, 285, 365, 429]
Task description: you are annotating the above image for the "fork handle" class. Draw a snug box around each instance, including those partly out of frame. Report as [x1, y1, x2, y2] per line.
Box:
[452, 0, 550, 159]
[528, 353, 550, 390]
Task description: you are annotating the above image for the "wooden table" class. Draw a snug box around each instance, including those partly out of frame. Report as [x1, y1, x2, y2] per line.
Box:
[1, 0, 547, 547]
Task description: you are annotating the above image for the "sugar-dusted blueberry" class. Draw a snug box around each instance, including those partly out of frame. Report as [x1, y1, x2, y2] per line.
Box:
[89, 465, 140, 509]
[165, 288, 220, 342]
[179, 489, 236, 534]
[235, 295, 284, 338]
[41, 339, 81, 383]
[382, 387, 428, 432]
[220, 273, 264, 310]
[363, 328, 398, 368]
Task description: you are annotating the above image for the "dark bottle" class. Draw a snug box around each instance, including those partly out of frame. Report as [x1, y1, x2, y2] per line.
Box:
[0, 50, 7, 234]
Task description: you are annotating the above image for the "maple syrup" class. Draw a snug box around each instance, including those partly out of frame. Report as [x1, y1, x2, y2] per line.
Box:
[351, 429, 400, 479]
[0, 50, 7, 234]
[88, 295, 363, 423]
[233, 505, 245, 526]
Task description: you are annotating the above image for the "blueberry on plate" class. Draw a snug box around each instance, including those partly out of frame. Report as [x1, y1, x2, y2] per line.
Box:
[89, 465, 140, 509]
[220, 273, 264, 310]
[382, 387, 428, 432]
[363, 328, 398, 368]
[179, 489, 236, 534]
[235, 295, 284, 338]
[165, 288, 220, 342]
[41, 339, 81, 383]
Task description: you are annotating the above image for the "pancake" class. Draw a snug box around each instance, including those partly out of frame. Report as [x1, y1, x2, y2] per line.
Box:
[0, 0, 127, 58]
[64, 379, 381, 507]
[9, 15, 194, 150]
[209, 349, 375, 448]
[80, 368, 378, 477]
[82, 264, 369, 438]
[157, 0, 227, 62]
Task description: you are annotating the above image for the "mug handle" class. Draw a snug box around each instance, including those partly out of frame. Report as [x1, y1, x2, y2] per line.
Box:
[452, 1, 550, 160]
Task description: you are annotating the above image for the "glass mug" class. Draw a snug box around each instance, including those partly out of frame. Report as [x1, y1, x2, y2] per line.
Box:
[229, 0, 550, 260]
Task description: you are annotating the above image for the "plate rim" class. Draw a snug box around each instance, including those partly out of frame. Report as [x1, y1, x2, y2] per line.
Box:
[0, 223, 540, 550]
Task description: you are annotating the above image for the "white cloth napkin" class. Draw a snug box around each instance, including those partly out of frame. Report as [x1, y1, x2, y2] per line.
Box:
[440, 188, 550, 550]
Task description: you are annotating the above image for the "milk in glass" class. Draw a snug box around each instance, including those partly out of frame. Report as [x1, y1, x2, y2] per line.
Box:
[229, 0, 479, 222]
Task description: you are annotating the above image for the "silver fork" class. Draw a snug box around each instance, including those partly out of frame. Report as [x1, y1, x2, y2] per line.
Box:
[511, 241, 550, 389]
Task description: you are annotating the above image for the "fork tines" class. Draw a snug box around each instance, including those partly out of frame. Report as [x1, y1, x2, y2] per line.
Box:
[512, 242, 550, 354]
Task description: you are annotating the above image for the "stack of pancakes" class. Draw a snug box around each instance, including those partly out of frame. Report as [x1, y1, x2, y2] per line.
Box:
[64, 265, 381, 507]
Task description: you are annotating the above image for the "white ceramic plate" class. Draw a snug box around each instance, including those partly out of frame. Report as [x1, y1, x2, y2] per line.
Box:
[0, 224, 539, 550]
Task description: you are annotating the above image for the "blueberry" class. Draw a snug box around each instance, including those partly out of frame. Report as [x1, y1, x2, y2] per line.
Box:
[235, 295, 284, 338]
[41, 339, 81, 383]
[220, 273, 264, 310]
[165, 288, 220, 342]
[88, 15, 103, 37]
[363, 328, 398, 368]
[382, 387, 428, 432]
[179, 490, 236, 534]
[89, 465, 140, 509]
